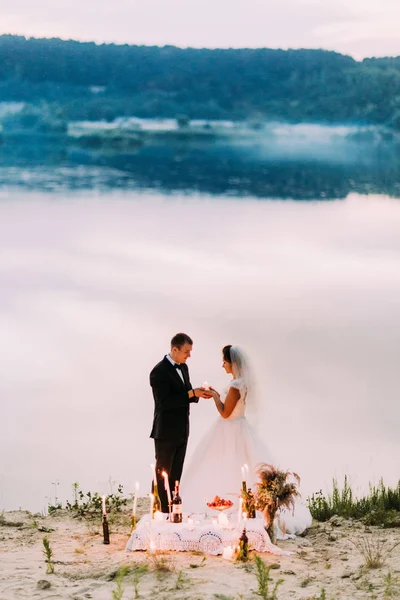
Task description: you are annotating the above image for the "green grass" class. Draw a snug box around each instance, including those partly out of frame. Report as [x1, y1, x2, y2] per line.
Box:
[351, 535, 400, 569]
[254, 554, 284, 600]
[42, 536, 54, 574]
[307, 476, 400, 526]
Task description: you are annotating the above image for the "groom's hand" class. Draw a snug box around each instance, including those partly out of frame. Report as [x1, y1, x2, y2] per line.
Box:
[194, 387, 213, 399]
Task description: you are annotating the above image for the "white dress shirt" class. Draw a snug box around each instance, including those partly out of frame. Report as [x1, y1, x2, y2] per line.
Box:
[166, 354, 185, 384]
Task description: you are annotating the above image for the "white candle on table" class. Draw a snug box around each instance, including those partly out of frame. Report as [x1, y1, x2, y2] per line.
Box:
[150, 493, 154, 519]
[218, 512, 229, 527]
[238, 498, 243, 524]
[161, 471, 172, 508]
[102, 495, 106, 516]
[132, 481, 139, 516]
[150, 463, 157, 486]
[222, 545, 235, 560]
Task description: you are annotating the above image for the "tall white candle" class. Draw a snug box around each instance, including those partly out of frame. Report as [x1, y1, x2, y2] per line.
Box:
[150, 493, 154, 519]
[102, 495, 106, 516]
[238, 497, 243, 524]
[161, 471, 172, 508]
[132, 481, 139, 516]
[150, 464, 157, 486]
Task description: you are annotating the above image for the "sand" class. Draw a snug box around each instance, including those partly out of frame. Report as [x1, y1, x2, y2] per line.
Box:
[1, 502, 400, 600]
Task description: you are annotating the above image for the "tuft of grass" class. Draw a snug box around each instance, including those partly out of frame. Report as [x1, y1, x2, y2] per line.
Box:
[147, 550, 175, 573]
[42, 536, 54, 574]
[308, 476, 400, 526]
[111, 566, 131, 600]
[214, 595, 235, 600]
[351, 534, 400, 569]
[132, 563, 148, 599]
[383, 570, 400, 598]
[254, 554, 283, 600]
[175, 569, 191, 589]
[65, 482, 129, 520]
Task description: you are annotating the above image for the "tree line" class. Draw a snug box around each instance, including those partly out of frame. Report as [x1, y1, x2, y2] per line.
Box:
[0, 35, 400, 128]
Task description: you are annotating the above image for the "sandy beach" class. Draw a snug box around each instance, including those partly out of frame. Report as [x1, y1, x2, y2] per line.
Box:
[1, 500, 400, 600]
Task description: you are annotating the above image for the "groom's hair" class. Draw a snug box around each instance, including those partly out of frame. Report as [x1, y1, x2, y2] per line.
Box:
[171, 332, 193, 349]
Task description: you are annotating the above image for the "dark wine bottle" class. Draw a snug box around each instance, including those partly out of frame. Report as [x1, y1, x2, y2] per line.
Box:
[247, 488, 257, 518]
[172, 480, 183, 523]
[238, 527, 249, 561]
[102, 515, 110, 544]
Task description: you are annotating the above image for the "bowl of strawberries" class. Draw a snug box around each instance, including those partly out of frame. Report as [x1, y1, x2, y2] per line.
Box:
[207, 495, 233, 512]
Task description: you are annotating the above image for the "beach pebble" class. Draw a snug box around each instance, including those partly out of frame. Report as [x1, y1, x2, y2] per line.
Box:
[341, 569, 354, 578]
[329, 515, 345, 527]
[37, 580, 51, 589]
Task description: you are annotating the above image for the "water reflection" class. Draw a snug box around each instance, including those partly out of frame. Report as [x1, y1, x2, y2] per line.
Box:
[0, 136, 399, 199]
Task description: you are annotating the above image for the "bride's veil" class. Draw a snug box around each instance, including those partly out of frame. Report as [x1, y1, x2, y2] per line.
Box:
[229, 346, 260, 426]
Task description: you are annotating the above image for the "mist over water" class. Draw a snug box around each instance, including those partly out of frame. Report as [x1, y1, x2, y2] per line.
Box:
[1, 187, 400, 512]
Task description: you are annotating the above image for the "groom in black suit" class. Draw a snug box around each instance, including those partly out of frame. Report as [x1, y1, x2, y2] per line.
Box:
[150, 332, 211, 513]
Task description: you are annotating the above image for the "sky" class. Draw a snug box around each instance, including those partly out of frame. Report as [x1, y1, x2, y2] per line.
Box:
[0, 0, 400, 61]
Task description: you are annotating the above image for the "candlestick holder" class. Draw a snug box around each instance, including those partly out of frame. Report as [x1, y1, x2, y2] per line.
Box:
[103, 514, 110, 544]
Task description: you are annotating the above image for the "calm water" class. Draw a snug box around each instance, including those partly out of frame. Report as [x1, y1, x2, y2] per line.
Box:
[1, 183, 400, 512]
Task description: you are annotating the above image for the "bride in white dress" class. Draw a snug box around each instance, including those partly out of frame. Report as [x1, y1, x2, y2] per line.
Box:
[182, 345, 312, 536]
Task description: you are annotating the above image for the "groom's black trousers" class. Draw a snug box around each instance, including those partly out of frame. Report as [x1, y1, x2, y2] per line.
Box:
[154, 438, 188, 513]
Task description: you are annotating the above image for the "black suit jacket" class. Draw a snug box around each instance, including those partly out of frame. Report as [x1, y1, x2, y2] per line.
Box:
[150, 357, 198, 441]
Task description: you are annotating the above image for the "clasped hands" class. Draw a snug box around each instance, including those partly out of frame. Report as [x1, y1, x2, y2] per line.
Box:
[194, 383, 218, 399]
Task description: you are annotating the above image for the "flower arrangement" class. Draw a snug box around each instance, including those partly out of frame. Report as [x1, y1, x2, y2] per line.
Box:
[254, 463, 300, 543]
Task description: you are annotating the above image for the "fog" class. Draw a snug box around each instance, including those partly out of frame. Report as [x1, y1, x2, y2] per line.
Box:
[1, 190, 400, 512]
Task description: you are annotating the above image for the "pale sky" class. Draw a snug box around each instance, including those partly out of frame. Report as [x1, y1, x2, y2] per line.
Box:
[1, 0, 400, 60]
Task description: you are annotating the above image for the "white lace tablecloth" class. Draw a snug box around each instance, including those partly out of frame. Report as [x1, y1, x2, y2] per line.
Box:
[126, 513, 293, 556]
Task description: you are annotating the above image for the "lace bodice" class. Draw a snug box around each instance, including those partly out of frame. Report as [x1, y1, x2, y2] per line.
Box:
[223, 377, 247, 419]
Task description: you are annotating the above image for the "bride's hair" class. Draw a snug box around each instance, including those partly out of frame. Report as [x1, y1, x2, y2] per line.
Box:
[222, 345, 250, 383]
[223, 345, 259, 423]
[222, 345, 232, 363]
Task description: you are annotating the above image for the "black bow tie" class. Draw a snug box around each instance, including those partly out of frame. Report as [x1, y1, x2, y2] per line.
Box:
[174, 363, 182, 370]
